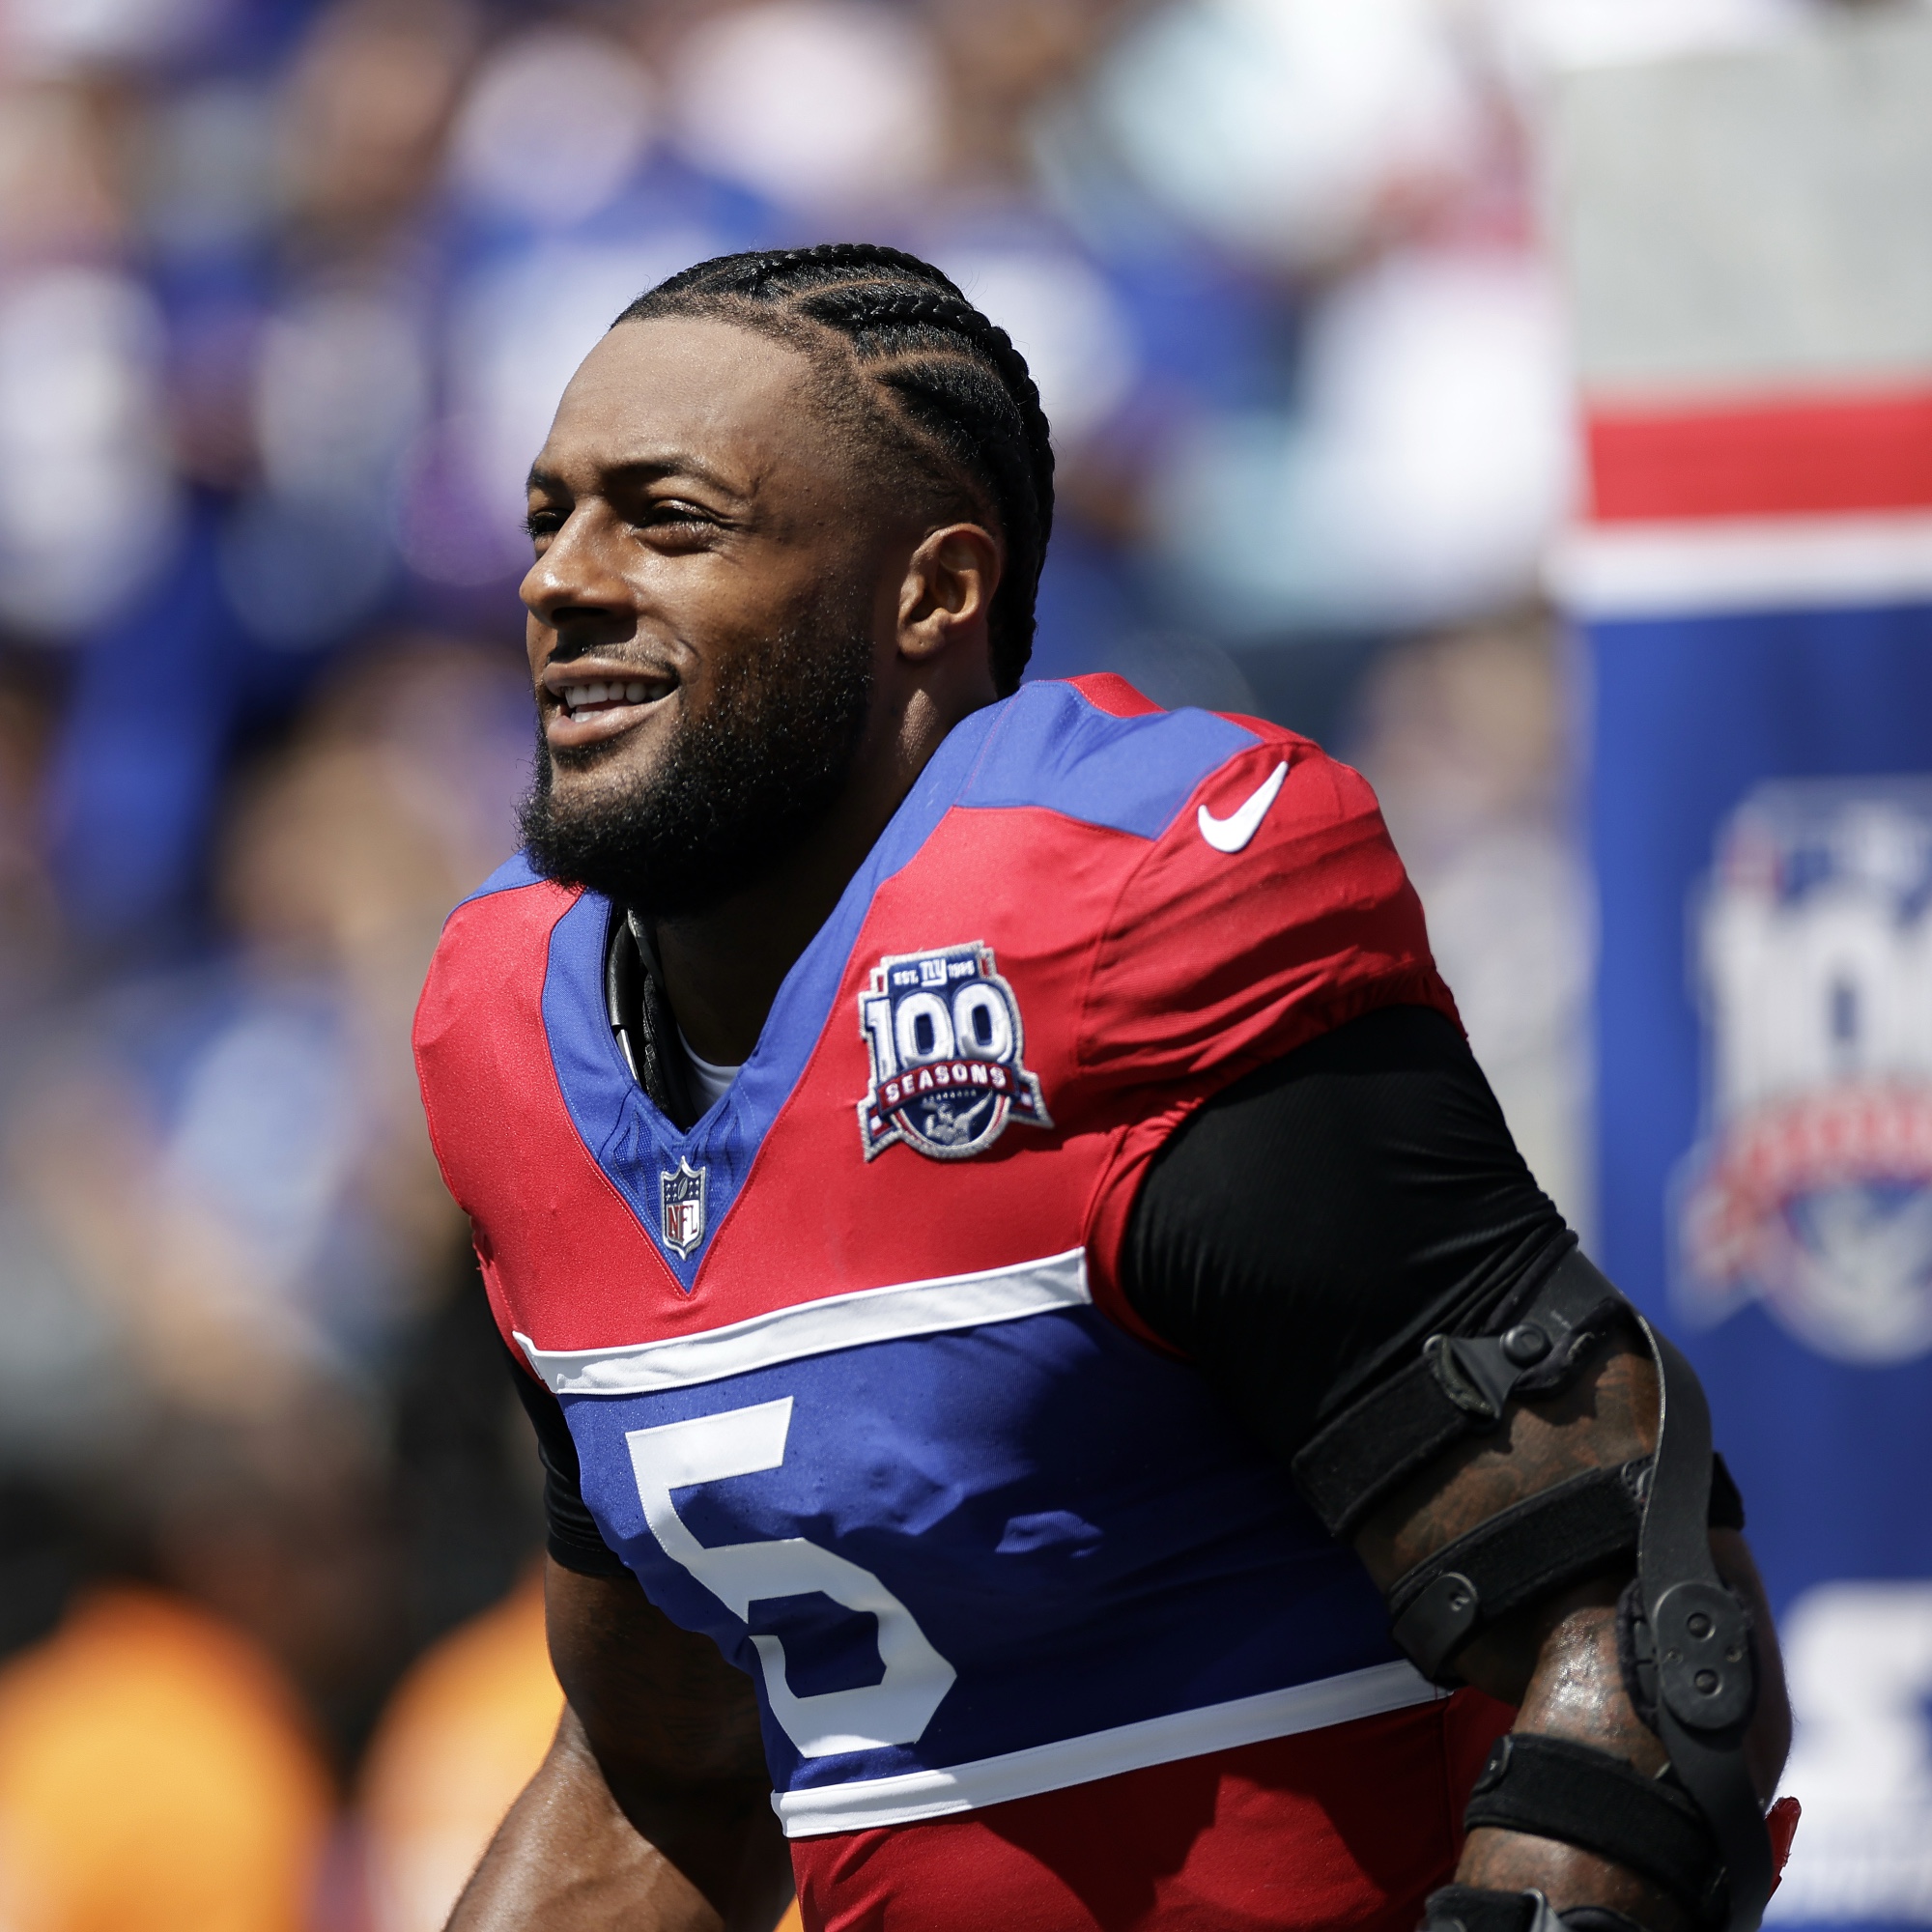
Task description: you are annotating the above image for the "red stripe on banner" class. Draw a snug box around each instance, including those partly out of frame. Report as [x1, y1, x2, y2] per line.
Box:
[1586, 388, 1932, 522]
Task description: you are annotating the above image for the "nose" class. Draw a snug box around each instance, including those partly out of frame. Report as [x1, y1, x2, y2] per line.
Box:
[521, 504, 634, 637]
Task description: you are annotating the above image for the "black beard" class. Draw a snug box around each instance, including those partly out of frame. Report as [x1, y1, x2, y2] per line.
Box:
[518, 615, 875, 920]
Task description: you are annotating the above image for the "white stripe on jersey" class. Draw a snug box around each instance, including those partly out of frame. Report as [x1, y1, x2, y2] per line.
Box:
[518, 1247, 1090, 1396]
[772, 1660, 1442, 1837]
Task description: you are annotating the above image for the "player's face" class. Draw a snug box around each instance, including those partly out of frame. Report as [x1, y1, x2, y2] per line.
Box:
[520, 317, 894, 820]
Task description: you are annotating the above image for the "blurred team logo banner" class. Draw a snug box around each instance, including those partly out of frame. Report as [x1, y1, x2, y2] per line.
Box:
[1550, 14, 1932, 1923]
[1678, 781, 1932, 1365]
[857, 944, 1050, 1161]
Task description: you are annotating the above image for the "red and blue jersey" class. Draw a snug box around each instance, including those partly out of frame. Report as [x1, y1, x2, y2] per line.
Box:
[414, 676, 1498, 1929]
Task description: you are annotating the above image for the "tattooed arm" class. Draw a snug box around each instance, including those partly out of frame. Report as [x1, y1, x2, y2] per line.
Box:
[1352, 1341, 1792, 1930]
[447, 1563, 793, 1932]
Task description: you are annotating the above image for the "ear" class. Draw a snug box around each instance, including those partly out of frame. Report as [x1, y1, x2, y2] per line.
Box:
[895, 523, 1003, 668]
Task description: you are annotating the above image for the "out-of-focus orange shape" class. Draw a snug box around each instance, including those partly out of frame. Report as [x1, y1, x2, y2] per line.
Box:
[0, 1586, 333, 1932]
[359, 1566, 563, 1932]
[359, 1566, 807, 1932]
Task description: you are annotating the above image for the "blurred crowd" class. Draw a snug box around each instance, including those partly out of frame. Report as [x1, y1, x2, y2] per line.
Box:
[0, 0, 1836, 1922]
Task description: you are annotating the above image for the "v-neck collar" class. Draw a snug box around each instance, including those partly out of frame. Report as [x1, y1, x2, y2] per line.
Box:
[537, 699, 1009, 1289]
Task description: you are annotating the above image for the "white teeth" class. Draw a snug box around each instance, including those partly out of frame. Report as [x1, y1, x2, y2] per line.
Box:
[560, 676, 659, 716]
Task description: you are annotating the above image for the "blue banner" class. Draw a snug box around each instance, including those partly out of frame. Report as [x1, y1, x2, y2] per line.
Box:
[1591, 604, 1932, 1924]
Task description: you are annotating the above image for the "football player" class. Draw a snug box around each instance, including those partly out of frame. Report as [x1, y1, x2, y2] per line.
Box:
[414, 246, 1793, 1932]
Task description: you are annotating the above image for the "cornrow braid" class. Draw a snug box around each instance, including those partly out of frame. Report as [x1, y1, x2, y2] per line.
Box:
[613, 243, 1055, 695]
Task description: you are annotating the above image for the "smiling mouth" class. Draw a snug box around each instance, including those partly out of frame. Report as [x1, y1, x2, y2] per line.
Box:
[540, 662, 680, 753]
[558, 676, 664, 720]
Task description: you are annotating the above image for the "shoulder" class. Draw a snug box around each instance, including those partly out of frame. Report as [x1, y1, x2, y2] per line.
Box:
[957, 674, 1283, 841]
[437, 850, 574, 939]
[910, 674, 1453, 1094]
[1009, 684, 1461, 1318]
[412, 856, 591, 1193]
[414, 855, 582, 1055]
[967, 677, 1429, 972]
[984, 678, 1455, 1076]
[960, 676, 1396, 881]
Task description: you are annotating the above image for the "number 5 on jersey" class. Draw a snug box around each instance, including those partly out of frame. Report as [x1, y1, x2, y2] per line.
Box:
[625, 1399, 957, 1757]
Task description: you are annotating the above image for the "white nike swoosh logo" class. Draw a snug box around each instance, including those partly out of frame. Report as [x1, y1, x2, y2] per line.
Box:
[1197, 760, 1290, 853]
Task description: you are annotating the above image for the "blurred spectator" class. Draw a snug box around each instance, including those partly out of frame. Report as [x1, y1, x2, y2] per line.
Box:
[1085, 0, 1490, 274]
[1060, 0, 1583, 639]
[275, 0, 475, 257]
[0, 1584, 332, 1932]
[1351, 610, 1593, 1231]
[131, 1391, 408, 1771]
[0, 635, 534, 1778]
[445, 25, 657, 234]
[358, 1565, 558, 1932]
[19, 637, 527, 1391]
[1152, 247, 1576, 634]
[0, 674, 62, 1028]
[0, 77, 180, 640]
[924, 0, 1123, 189]
[667, 2, 944, 219]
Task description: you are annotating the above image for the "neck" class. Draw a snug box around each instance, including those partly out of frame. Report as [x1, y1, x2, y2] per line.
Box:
[654, 686, 982, 1064]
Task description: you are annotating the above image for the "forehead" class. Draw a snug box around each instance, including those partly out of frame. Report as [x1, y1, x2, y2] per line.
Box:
[538, 314, 849, 497]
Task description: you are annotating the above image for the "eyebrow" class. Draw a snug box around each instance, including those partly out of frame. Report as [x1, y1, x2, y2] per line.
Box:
[525, 453, 749, 500]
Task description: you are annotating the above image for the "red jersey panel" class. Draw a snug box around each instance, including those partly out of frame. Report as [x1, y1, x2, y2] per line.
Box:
[793, 1693, 1513, 1932]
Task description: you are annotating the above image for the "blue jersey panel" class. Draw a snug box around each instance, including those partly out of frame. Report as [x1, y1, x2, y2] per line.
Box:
[560, 1305, 1397, 1798]
[454, 848, 544, 910]
[957, 681, 1260, 839]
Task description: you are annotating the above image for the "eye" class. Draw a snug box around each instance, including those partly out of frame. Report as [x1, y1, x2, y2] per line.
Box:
[646, 499, 716, 532]
[525, 505, 564, 542]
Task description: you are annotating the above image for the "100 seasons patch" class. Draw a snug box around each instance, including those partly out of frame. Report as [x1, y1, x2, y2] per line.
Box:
[857, 943, 1051, 1161]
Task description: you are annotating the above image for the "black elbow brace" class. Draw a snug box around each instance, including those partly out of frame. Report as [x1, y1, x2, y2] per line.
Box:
[1293, 1247, 1773, 1932]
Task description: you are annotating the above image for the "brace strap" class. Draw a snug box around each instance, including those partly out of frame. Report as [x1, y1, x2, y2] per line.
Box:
[1463, 1733, 1720, 1918]
[1630, 1313, 1774, 1932]
[1387, 1459, 1650, 1683]
[1293, 1243, 1627, 1538]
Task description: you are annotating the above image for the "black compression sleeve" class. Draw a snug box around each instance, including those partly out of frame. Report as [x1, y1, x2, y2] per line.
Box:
[1121, 1004, 1571, 1466]
[502, 1343, 631, 1577]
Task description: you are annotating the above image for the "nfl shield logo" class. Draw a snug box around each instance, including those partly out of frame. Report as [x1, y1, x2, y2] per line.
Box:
[659, 1156, 708, 1260]
[857, 941, 1052, 1161]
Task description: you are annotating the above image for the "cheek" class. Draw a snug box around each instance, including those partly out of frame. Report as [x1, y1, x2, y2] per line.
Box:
[637, 555, 758, 655]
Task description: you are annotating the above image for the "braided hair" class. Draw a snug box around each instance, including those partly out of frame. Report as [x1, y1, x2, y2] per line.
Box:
[612, 242, 1055, 695]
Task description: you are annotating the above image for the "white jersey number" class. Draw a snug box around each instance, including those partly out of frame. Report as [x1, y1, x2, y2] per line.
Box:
[625, 1398, 957, 1757]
